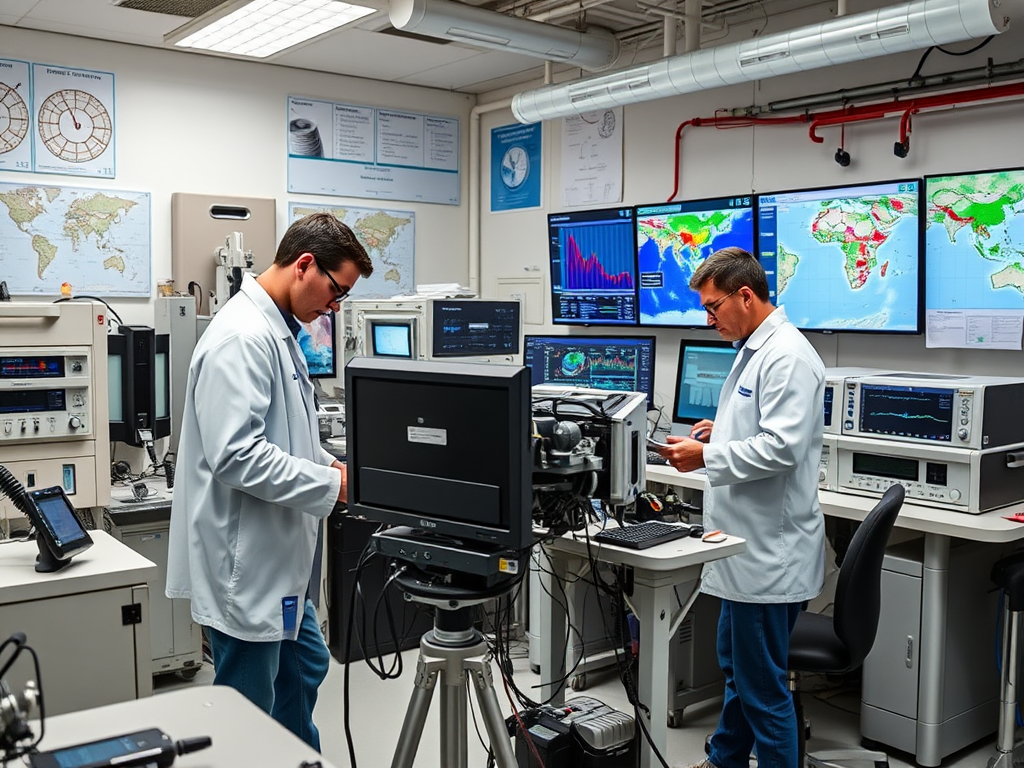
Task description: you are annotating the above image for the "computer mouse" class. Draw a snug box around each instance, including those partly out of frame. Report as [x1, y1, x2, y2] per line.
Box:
[702, 530, 728, 544]
[688, 525, 704, 538]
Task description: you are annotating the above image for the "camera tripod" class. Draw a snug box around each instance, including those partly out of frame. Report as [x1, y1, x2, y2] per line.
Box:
[389, 570, 517, 768]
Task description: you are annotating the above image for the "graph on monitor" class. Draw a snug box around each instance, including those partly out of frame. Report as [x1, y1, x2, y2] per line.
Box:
[523, 335, 655, 405]
[925, 166, 1024, 314]
[548, 208, 637, 326]
[757, 179, 922, 333]
[636, 196, 756, 327]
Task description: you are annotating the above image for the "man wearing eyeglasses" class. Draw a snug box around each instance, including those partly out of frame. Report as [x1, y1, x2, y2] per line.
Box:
[167, 213, 372, 751]
[659, 247, 825, 768]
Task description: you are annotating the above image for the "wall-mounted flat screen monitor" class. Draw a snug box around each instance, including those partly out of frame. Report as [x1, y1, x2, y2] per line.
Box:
[523, 335, 655, 407]
[673, 339, 739, 426]
[636, 195, 756, 327]
[299, 313, 336, 378]
[370, 320, 414, 358]
[548, 207, 638, 326]
[924, 167, 1024, 326]
[431, 300, 521, 358]
[757, 179, 922, 333]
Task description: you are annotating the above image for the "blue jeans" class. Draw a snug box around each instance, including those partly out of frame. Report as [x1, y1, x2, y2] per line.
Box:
[707, 600, 803, 768]
[207, 599, 331, 751]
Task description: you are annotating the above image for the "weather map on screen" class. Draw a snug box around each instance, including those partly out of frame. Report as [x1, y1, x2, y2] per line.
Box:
[758, 180, 921, 333]
[298, 313, 336, 378]
[636, 196, 755, 326]
[925, 168, 1024, 311]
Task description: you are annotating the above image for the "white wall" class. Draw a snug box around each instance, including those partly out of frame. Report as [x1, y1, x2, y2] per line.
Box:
[476, 15, 1024, 417]
[1, 27, 476, 394]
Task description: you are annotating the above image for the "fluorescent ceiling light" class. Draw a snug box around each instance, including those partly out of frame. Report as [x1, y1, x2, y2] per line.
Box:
[512, 0, 1009, 122]
[167, 0, 376, 58]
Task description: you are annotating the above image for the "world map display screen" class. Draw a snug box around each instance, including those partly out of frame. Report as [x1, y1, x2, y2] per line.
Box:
[757, 180, 922, 333]
[924, 167, 1024, 311]
[636, 196, 756, 327]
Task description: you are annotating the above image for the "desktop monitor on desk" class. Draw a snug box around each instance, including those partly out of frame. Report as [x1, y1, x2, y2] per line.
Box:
[523, 335, 656, 408]
[672, 339, 738, 430]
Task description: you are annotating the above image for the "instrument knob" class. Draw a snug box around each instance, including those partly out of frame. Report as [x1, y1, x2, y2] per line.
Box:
[957, 428, 968, 440]
[949, 488, 962, 502]
[68, 416, 82, 429]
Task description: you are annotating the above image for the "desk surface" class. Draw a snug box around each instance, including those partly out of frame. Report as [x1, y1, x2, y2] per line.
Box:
[645, 464, 1024, 543]
[545, 523, 746, 572]
[0, 530, 156, 604]
[30, 685, 337, 768]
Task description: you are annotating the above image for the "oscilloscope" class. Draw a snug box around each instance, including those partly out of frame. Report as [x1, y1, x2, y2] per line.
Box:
[840, 373, 1024, 450]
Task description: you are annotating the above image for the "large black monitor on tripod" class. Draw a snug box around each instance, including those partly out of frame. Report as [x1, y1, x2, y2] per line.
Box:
[345, 357, 534, 573]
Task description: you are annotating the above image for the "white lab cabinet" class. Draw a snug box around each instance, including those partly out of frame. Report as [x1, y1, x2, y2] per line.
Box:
[0, 531, 155, 715]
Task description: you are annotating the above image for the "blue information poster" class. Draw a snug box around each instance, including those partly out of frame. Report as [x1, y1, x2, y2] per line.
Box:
[491, 122, 541, 212]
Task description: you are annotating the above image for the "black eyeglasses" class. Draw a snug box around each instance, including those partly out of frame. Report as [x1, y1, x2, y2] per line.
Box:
[314, 258, 350, 304]
[701, 288, 740, 319]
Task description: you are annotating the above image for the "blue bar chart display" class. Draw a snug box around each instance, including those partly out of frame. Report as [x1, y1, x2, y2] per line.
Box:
[548, 207, 638, 326]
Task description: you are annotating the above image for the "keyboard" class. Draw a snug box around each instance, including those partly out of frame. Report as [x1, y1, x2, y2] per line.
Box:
[647, 451, 669, 465]
[593, 521, 693, 550]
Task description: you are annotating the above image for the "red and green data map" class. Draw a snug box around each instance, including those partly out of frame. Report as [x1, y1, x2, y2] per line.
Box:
[925, 169, 1024, 310]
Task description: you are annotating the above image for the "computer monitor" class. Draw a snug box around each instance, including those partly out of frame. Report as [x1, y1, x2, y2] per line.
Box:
[108, 325, 170, 446]
[672, 339, 739, 426]
[298, 313, 336, 378]
[523, 335, 655, 407]
[924, 166, 1024, 318]
[757, 179, 923, 333]
[548, 207, 638, 326]
[345, 358, 533, 552]
[430, 299, 521, 358]
[370, 319, 415, 358]
[636, 195, 756, 327]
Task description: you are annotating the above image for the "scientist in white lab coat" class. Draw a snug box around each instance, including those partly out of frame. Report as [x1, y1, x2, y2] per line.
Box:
[166, 213, 373, 751]
[659, 247, 825, 768]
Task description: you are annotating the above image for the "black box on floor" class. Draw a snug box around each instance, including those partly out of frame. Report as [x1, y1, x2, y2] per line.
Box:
[514, 696, 638, 768]
[325, 512, 433, 663]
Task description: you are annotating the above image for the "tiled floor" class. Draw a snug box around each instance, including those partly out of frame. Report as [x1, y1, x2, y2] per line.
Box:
[157, 639, 1002, 768]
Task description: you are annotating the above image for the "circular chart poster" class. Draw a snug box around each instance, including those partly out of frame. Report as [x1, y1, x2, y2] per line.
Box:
[32, 63, 115, 178]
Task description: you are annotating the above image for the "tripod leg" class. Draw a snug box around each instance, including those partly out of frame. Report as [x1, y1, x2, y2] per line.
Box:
[391, 655, 440, 768]
[469, 661, 517, 768]
[439, 659, 469, 768]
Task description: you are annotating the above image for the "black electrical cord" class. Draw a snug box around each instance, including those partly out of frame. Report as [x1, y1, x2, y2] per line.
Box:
[52, 296, 123, 327]
[908, 35, 995, 83]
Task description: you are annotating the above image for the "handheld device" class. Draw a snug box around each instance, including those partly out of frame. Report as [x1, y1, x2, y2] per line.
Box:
[0, 466, 92, 573]
[27, 728, 212, 768]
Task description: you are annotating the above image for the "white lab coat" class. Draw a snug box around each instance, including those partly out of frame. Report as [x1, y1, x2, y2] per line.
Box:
[701, 306, 826, 603]
[166, 274, 341, 641]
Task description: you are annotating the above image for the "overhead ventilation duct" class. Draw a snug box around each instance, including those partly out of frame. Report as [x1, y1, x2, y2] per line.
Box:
[511, 0, 1009, 122]
[389, 0, 620, 71]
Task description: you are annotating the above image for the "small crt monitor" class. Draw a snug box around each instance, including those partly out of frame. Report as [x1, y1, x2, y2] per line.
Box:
[430, 299, 521, 358]
[298, 313, 336, 378]
[673, 339, 739, 427]
[27, 486, 93, 572]
[757, 178, 922, 333]
[370, 320, 415, 358]
[636, 195, 756, 327]
[548, 207, 638, 326]
[523, 334, 656, 407]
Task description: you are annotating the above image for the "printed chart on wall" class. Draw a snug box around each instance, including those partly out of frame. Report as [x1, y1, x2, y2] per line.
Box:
[31, 64, 115, 178]
[925, 167, 1024, 349]
[0, 59, 32, 173]
[0, 182, 151, 296]
[289, 202, 414, 298]
[287, 96, 459, 206]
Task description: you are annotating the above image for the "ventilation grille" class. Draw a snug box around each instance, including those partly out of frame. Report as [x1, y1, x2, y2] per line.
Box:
[112, 0, 228, 17]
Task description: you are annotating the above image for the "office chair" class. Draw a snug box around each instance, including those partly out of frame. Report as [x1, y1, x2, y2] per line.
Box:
[788, 483, 905, 768]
